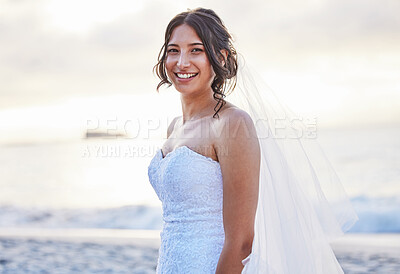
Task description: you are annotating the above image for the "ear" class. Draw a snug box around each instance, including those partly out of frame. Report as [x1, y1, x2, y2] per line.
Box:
[219, 49, 228, 66]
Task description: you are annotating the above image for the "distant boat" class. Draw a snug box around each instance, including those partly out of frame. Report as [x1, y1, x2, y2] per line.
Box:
[85, 130, 127, 139]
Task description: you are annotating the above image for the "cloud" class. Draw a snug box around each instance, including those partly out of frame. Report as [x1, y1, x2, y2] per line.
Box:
[0, 0, 399, 129]
[0, 1, 170, 108]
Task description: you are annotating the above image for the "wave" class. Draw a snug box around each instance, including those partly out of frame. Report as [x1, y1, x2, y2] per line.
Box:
[348, 195, 400, 233]
[0, 204, 163, 230]
[0, 195, 399, 233]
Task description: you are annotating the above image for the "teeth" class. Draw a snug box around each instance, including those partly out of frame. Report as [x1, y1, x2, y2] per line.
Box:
[177, 73, 197, 79]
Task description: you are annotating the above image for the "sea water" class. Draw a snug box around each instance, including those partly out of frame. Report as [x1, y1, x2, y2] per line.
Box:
[0, 127, 399, 232]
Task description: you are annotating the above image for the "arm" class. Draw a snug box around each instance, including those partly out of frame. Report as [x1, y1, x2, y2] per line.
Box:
[215, 109, 260, 274]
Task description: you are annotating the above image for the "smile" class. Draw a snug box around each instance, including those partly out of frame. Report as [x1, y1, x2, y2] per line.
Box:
[175, 73, 198, 79]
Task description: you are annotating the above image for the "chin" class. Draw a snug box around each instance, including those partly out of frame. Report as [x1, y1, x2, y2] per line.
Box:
[174, 85, 198, 95]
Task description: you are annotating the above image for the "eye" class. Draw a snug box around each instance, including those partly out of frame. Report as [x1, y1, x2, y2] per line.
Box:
[192, 48, 203, 52]
[167, 48, 178, 53]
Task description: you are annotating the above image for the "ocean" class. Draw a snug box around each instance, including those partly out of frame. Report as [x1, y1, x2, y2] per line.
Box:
[0, 127, 399, 233]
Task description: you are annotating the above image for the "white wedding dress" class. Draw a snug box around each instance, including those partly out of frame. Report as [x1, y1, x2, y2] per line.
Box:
[148, 145, 250, 273]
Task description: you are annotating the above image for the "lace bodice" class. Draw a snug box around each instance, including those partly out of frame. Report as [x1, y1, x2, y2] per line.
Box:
[148, 145, 225, 273]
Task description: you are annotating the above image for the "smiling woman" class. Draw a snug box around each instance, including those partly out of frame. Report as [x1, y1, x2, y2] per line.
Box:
[150, 8, 259, 274]
[149, 7, 358, 274]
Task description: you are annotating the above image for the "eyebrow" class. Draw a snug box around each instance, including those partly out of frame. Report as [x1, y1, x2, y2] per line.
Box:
[167, 42, 204, 47]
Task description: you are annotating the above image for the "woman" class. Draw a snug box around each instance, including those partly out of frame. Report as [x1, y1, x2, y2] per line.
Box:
[148, 7, 358, 274]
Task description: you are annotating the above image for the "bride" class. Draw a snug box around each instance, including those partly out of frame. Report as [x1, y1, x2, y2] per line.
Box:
[148, 7, 358, 274]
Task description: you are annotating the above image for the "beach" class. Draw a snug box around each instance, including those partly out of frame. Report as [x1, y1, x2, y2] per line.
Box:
[0, 228, 399, 273]
[0, 228, 160, 274]
[331, 233, 400, 273]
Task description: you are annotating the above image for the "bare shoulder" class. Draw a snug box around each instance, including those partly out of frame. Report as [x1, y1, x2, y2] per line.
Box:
[216, 103, 257, 139]
[167, 116, 181, 138]
[220, 105, 254, 125]
[214, 103, 259, 159]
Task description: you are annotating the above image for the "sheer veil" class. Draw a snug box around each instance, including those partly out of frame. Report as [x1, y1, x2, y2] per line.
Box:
[226, 54, 359, 273]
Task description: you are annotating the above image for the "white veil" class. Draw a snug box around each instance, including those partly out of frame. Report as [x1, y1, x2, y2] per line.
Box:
[226, 54, 359, 273]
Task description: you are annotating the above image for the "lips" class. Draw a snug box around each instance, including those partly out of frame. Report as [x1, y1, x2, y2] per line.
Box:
[174, 72, 199, 79]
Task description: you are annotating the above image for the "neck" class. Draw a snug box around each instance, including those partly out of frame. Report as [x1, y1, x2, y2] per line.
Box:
[180, 89, 216, 123]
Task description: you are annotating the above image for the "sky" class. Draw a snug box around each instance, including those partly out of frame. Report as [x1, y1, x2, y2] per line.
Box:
[0, 0, 399, 144]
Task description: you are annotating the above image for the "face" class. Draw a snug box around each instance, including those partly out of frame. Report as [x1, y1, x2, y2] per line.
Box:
[165, 24, 215, 96]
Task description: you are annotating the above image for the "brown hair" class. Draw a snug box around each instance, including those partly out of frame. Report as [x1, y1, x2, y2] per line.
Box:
[153, 8, 238, 118]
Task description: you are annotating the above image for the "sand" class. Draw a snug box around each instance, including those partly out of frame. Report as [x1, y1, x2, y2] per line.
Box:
[0, 228, 399, 273]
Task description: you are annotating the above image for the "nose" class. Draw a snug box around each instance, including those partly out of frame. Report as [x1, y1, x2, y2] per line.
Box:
[177, 52, 190, 69]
